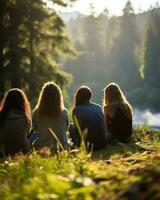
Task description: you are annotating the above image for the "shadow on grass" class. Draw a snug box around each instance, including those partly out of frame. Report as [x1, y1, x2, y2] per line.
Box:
[117, 167, 160, 200]
[91, 142, 152, 160]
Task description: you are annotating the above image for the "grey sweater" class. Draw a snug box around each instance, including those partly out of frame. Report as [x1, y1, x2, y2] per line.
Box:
[32, 108, 69, 151]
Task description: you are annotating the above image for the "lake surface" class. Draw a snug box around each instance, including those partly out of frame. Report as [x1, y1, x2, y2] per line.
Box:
[133, 109, 160, 129]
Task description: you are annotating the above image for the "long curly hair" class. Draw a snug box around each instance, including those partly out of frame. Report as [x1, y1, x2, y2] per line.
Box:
[0, 88, 32, 125]
[35, 82, 64, 117]
[103, 82, 132, 119]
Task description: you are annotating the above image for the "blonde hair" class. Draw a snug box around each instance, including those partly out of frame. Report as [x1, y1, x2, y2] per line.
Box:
[103, 83, 132, 119]
[35, 82, 64, 117]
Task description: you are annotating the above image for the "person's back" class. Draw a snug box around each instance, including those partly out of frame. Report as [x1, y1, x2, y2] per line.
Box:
[32, 82, 69, 151]
[0, 110, 31, 156]
[71, 86, 106, 151]
[32, 108, 69, 151]
[105, 104, 132, 143]
[103, 83, 133, 143]
[73, 102, 106, 150]
[0, 88, 32, 156]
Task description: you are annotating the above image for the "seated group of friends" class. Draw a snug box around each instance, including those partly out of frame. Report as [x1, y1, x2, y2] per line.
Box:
[0, 82, 133, 156]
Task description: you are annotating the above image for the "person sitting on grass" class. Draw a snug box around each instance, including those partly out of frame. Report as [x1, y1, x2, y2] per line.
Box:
[32, 82, 69, 152]
[103, 82, 133, 144]
[70, 86, 106, 151]
[0, 88, 32, 156]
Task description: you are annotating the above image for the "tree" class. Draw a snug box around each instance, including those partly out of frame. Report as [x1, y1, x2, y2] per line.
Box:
[137, 7, 160, 111]
[0, 0, 10, 96]
[0, 0, 75, 103]
[83, 13, 104, 59]
[108, 1, 141, 92]
[144, 8, 160, 88]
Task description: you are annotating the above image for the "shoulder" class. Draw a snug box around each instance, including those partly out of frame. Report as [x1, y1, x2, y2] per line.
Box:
[6, 110, 27, 119]
[90, 103, 104, 114]
[73, 102, 102, 111]
[62, 108, 69, 118]
[62, 108, 68, 114]
[72, 105, 83, 117]
[72, 105, 81, 112]
[5, 110, 31, 127]
[90, 102, 102, 109]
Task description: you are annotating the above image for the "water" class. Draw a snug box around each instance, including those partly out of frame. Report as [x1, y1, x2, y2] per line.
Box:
[133, 109, 160, 129]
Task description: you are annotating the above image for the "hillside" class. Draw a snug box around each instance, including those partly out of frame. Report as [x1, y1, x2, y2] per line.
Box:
[0, 126, 160, 199]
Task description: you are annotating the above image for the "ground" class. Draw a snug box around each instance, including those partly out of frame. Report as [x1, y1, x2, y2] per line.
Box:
[0, 126, 160, 200]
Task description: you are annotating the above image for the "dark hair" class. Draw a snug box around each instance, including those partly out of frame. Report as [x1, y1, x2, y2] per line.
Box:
[35, 82, 64, 117]
[0, 88, 32, 126]
[74, 86, 92, 107]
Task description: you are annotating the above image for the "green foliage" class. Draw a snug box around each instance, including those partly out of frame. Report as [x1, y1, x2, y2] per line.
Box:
[64, 3, 160, 111]
[64, 1, 143, 105]
[144, 8, 160, 90]
[0, 128, 160, 199]
[0, 0, 75, 104]
[133, 125, 160, 142]
[131, 8, 160, 111]
[107, 1, 141, 91]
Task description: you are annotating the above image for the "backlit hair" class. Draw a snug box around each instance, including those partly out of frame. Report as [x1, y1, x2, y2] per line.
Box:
[0, 88, 32, 124]
[103, 82, 132, 118]
[35, 82, 64, 117]
[74, 86, 92, 107]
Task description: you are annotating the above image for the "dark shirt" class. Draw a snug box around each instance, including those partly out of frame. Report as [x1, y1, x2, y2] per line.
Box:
[0, 110, 31, 156]
[73, 102, 106, 150]
[107, 105, 132, 142]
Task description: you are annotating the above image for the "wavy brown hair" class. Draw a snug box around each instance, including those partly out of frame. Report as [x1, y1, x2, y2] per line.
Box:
[35, 82, 64, 117]
[103, 82, 132, 119]
[74, 86, 92, 107]
[0, 88, 32, 125]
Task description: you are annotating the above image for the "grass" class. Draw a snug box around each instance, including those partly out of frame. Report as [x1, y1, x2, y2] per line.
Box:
[0, 126, 160, 200]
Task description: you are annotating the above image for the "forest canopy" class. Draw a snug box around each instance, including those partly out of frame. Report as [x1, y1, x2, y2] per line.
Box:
[0, 0, 76, 104]
[64, 1, 160, 112]
[0, 0, 160, 111]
